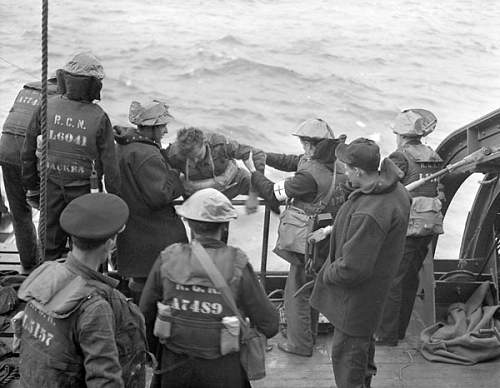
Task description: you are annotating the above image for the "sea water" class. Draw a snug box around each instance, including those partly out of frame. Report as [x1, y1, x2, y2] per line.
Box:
[1, 0, 499, 267]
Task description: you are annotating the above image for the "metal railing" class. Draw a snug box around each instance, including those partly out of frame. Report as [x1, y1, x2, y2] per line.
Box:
[174, 198, 273, 290]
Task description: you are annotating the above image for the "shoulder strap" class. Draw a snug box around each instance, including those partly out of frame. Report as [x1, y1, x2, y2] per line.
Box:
[316, 161, 338, 212]
[191, 240, 243, 323]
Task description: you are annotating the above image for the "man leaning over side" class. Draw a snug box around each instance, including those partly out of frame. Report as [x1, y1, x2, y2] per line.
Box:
[310, 138, 411, 388]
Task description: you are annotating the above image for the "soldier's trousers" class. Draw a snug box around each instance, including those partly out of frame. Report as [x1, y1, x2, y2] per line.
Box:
[376, 235, 432, 341]
[331, 328, 376, 388]
[284, 262, 318, 353]
[2, 164, 38, 268]
[45, 180, 90, 261]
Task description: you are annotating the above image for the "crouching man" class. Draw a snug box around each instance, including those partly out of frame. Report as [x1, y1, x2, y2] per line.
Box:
[16, 193, 148, 387]
[140, 188, 279, 388]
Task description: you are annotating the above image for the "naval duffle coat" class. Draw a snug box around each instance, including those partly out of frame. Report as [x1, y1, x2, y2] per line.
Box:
[114, 126, 187, 278]
[310, 159, 411, 337]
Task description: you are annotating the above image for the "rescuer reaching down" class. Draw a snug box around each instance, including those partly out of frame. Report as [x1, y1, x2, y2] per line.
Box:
[244, 118, 348, 358]
[113, 100, 188, 303]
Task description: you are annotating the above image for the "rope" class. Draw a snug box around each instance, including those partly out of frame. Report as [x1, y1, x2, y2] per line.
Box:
[38, 0, 49, 261]
[0, 56, 37, 78]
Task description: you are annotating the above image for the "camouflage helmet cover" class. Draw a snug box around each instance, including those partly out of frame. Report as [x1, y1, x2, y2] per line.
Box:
[63, 51, 105, 80]
[129, 100, 173, 126]
[292, 118, 336, 140]
[177, 188, 238, 223]
[392, 109, 437, 137]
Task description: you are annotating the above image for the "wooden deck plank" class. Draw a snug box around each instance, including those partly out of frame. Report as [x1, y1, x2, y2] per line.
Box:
[253, 333, 500, 388]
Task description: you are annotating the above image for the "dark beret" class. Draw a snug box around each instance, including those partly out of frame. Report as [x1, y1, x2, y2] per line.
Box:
[60, 193, 129, 240]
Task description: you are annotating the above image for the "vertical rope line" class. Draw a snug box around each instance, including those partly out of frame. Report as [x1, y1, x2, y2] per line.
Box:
[38, 0, 49, 261]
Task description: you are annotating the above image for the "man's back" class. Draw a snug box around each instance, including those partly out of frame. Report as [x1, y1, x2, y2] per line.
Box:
[17, 256, 145, 388]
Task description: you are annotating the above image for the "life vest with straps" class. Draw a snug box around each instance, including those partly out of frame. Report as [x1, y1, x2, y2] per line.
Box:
[45, 96, 106, 184]
[2, 81, 58, 137]
[0, 82, 59, 167]
[157, 242, 248, 359]
[398, 143, 443, 198]
[398, 143, 444, 236]
[292, 157, 346, 217]
[17, 261, 149, 388]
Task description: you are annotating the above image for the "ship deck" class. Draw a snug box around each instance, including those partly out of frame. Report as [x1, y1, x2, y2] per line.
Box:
[1, 214, 500, 388]
[254, 327, 500, 388]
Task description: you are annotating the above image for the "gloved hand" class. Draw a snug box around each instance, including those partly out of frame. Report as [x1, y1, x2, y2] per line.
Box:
[26, 190, 40, 210]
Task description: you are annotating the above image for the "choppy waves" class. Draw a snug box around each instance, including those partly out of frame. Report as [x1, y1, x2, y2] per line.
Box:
[1, 0, 499, 154]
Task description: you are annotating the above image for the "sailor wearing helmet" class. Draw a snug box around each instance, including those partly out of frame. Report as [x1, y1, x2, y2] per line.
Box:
[243, 118, 348, 357]
[140, 188, 278, 388]
[113, 100, 188, 303]
[376, 109, 444, 346]
[21, 51, 121, 261]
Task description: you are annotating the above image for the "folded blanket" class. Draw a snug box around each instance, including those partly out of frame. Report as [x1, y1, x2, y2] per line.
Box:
[420, 282, 500, 365]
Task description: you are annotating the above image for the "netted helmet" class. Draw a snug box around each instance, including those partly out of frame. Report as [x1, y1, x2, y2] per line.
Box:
[63, 51, 105, 80]
[177, 188, 238, 222]
[129, 100, 173, 126]
[292, 118, 335, 139]
[392, 109, 437, 137]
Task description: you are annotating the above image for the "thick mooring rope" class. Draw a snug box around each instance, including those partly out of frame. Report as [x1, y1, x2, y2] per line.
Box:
[38, 0, 49, 261]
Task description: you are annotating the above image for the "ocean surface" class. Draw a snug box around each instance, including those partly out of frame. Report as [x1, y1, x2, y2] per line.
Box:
[1, 0, 499, 267]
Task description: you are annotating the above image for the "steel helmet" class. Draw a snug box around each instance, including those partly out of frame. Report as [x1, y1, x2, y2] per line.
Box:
[177, 188, 238, 223]
[392, 109, 437, 137]
[129, 100, 173, 126]
[292, 118, 335, 139]
[63, 51, 105, 80]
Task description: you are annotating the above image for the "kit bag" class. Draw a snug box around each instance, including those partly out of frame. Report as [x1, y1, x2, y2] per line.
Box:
[407, 196, 444, 237]
[276, 161, 339, 254]
[191, 241, 266, 381]
[276, 206, 314, 254]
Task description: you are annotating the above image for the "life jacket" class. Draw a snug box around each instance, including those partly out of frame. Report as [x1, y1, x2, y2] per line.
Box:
[45, 96, 105, 184]
[18, 261, 148, 388]
[292, 157, 346, 217]
[398, 143, 444, 236]
[0, 82, 59, 166]
[157, 242, 248, 359]
[2, 81, 58, 137]
[398, 143, 443, 198]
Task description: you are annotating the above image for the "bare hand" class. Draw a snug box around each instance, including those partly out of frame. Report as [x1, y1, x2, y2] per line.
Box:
[243, 151, 256, 173]
[245, 191, 259, 214]
[308, 228, 328, 243]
